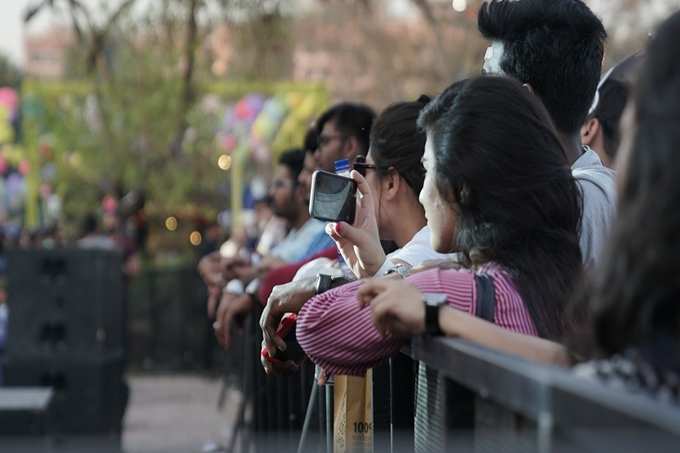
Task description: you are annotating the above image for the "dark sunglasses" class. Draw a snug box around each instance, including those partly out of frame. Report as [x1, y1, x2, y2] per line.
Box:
[352, 156, 377, 177]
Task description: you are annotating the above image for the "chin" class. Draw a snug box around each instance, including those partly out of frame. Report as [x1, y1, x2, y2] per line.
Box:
[430, 238, 445, 254]
[431, 235, 455, 254]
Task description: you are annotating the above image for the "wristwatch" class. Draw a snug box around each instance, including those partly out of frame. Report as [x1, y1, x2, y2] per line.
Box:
[385, 263, 411, 279]
[423, 293, 447, 336]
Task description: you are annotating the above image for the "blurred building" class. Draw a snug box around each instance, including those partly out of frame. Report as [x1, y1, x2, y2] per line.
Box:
[206, 1, 482, 108]
[23, 25, 74, 79]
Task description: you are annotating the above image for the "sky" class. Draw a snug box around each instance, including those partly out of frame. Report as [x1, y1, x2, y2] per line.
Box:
[0, 1, 47, 65]
[0, 0, 419, 67]
[0, 0, 157, 66]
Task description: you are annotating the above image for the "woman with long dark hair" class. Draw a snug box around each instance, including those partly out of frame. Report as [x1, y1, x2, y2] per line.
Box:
[296, 76, 582, 376]
[367, 13, 680, 399]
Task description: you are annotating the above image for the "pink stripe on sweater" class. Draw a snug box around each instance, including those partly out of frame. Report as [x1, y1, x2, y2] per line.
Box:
[296, 264, 537, 376]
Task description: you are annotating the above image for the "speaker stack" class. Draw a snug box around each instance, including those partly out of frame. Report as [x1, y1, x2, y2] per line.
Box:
[2, 249, 128, 438]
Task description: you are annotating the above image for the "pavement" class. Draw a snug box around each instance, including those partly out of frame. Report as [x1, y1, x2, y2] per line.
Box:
[123, 374, 240, 453]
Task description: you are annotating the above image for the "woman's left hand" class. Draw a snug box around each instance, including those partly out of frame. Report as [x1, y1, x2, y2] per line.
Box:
[358, 278, 426, 338]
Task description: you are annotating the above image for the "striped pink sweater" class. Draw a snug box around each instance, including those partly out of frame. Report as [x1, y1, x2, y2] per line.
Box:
[296, 263, 538, 376]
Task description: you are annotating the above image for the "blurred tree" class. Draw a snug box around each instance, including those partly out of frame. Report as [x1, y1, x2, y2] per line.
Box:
[22, 0, 303, 249]
[0, 54, 22, 88]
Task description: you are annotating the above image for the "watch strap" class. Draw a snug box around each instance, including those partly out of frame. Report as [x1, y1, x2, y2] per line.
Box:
[423, 293, 446, 336]
[474, 274, 496, 323]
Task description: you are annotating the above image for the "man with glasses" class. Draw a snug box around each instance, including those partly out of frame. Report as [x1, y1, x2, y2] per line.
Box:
[255, 114, 379, 314]
[314, 102, 375, 172]
[209, 149, 336, 348]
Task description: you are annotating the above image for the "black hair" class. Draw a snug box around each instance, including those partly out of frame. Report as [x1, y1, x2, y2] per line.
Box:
[573, 11, 680, 368]
[369, 95, 431, 195]
[590, 78, 630, 161]
[588, 53, 644, 162]
[81, 213, 99, 237]
[303, 126, 318, 154]
[419, 76, 582, 340]
[278, 148, 306, 185]
[478, 0, 607, 135]
[316, 103, 376, 155]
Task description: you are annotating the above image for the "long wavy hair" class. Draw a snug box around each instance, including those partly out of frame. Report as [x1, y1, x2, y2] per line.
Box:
[571, 12, 680, 368]
[419, 76, 582, 340]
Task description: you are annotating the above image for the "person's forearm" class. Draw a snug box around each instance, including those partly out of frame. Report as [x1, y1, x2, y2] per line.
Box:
[297, 281, 404, 376]
[439, 307, 570, 366]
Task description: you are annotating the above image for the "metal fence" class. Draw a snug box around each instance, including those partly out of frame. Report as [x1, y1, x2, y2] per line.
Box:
[407, 336, 680, 453]
[127, 264, 222, 371]
[229, 320, 680, 453]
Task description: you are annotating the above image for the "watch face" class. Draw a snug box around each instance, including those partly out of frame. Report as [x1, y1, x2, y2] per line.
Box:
[423, 293, 447, 307]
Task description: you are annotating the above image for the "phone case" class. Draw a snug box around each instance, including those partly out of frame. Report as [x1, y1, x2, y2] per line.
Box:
[309, 170, 357, 224]
[260, 313, 304, 365]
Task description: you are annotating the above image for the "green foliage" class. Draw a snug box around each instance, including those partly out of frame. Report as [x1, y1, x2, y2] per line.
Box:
[0, 54, 22, 88]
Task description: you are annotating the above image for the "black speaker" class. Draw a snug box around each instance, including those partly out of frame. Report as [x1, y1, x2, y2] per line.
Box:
[3, 249, 128, 437]
[3, 352, 128, 435]
[0, 387, 52, 436]
[5, 249, 126, 357]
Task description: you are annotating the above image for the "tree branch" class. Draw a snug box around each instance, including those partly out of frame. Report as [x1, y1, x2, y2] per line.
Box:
[169, 0, 200, 157]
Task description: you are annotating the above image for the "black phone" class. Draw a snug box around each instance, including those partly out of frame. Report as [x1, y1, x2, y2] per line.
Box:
[309, 170, 357, 223]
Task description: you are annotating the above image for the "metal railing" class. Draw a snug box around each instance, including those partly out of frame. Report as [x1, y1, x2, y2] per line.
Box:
[226, 310, 680, 453]
[406, 336, 680, 453]
[127, 264, 220, 371]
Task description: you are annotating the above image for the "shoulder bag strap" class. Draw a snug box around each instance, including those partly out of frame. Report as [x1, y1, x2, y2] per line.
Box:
[474, 273, 496, 323]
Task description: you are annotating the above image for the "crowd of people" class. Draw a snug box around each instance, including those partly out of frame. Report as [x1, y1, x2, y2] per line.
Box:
[198, 0, 680, 419]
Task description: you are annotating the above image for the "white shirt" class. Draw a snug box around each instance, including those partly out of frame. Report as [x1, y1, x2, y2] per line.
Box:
[572, 147, 617, 269]
[376, 226, 458, 276]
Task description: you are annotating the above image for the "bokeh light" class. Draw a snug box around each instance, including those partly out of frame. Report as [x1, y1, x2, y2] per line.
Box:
[217, 154, 232, 171]
[165, 216, 178, 231]
[452, 0, 467, 13]
[189, 230, 202, 246]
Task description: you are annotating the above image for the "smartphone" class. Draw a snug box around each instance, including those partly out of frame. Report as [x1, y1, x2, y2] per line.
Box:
[309, 170, 357, 223]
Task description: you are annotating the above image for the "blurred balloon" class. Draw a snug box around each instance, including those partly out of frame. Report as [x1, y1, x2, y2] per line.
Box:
[250, 96, 289, 147]
[18, 160, 30, 176]
[234, 94, 265, 123]
[102, 195, 118, 214]
[0, 88, 18, 113]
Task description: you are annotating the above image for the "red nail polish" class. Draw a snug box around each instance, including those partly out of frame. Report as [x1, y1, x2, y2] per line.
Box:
[336, 223, 343, 235]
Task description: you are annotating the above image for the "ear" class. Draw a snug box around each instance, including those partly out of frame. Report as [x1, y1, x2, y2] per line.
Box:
[581, 117, 600, 147]
[381, 168, 400, 202]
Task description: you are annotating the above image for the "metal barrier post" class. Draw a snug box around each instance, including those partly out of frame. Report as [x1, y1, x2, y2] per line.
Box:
[297, 381, 319, 453]
[388, 358, 394, 453]
[322, 367, 334, 453]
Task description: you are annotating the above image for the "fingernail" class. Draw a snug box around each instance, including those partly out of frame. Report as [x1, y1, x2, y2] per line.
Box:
[336, 223, 343, 235]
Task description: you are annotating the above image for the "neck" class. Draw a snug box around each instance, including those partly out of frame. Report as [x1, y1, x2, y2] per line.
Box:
[390, 202, 426, 248]
[558, 132, 583, 165]
[290, 208, 309, 230]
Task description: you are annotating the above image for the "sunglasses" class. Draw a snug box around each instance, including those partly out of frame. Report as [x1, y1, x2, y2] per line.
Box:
[352, 156, 377, 177]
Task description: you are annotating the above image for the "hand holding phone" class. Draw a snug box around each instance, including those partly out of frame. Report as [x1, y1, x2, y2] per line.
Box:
[321, 170, 387, 279]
